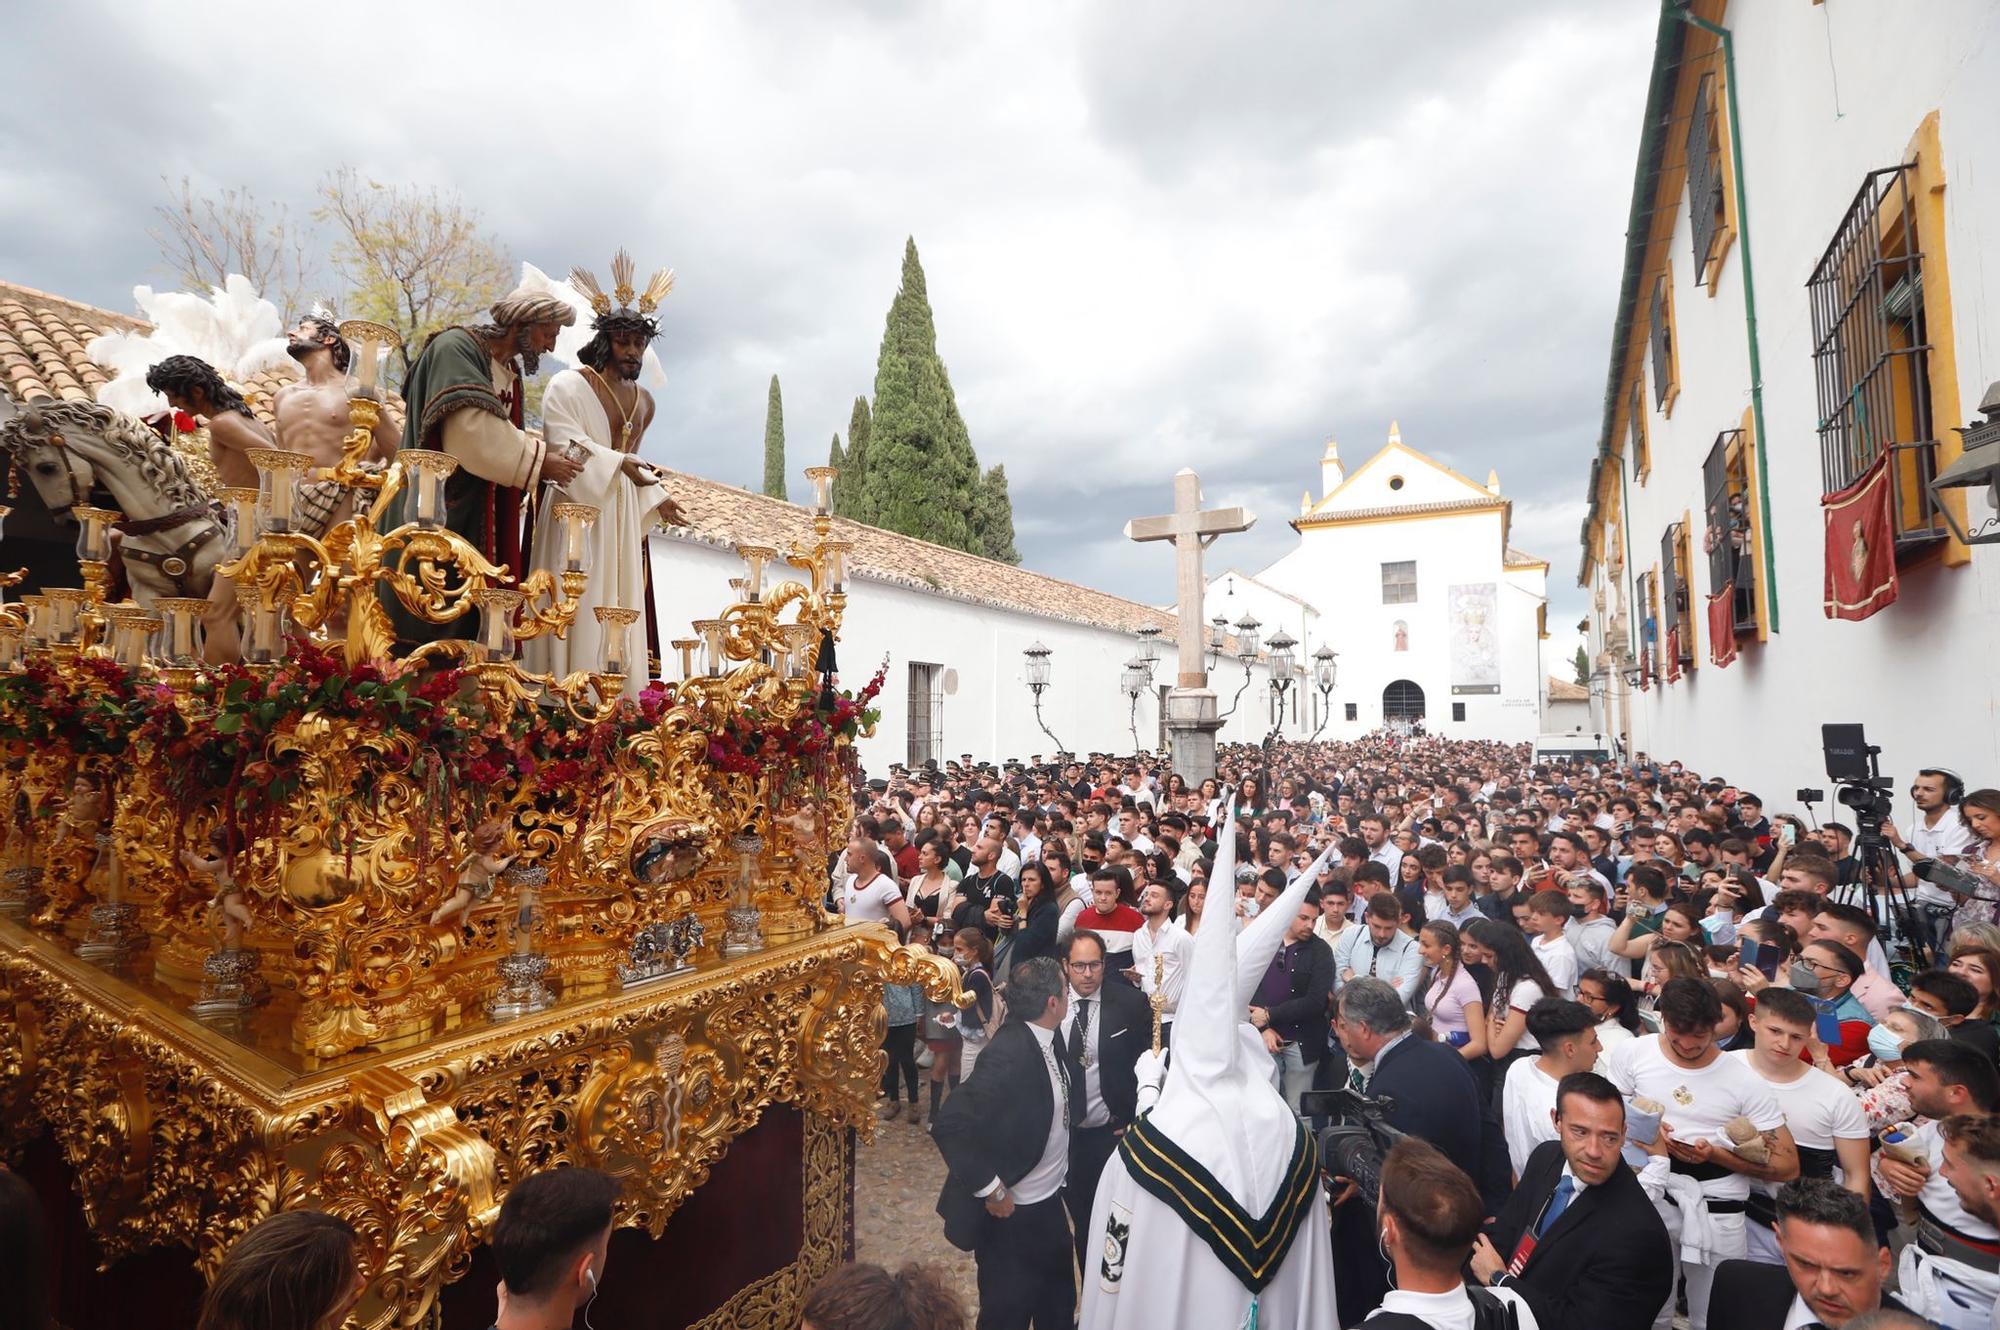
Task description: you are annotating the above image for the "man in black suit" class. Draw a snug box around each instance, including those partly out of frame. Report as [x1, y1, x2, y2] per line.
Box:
[1333, 977, 1483, 1178]
[1057, 928, 1150, 1275]
[931, 955, 1076, 1330]
[1471, 1072, 1673, 1330]
[1709, 1179, 1914, 1330]
[1248, 888, 1336, 1111]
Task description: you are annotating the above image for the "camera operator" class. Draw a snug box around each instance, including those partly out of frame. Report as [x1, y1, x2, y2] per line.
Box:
[1884, 770, 1976, 955]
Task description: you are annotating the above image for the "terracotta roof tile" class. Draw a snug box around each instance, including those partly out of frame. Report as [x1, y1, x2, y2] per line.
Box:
[656, 475, 1189, 638]
[1546, 677, 1590, 702]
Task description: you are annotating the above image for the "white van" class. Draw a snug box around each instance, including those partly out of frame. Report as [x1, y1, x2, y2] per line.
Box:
[1531, 732, 1623, 767]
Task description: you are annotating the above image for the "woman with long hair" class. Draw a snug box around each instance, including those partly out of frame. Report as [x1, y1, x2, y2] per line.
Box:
[1948, 788, 2000, 935]
[1416, 921, 1487, 1059]
[198, 1210, 362, 1330]
[1464, 918, 1557, 1070]
[948, 927, 997, 1082]
[1608, 898, 1702, 961]
[1576, 968, 1641, 1067]
[904, 836, 953, 923]
[1008, 862, 1063, 967]
[1177, 877, 1208, 935]
[1947, 939, 2000, 1024]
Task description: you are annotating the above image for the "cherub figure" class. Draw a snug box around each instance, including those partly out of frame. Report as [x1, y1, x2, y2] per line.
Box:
[60, 776, 107, 844]
[430, 819, 514, 929]
[180, 827, 250, 951]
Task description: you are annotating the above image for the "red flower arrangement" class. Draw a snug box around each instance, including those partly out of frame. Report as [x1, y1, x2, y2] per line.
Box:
[706, 659, 885, 788]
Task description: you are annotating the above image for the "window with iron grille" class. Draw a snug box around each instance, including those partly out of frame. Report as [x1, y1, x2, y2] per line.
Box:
[1629, 381, 1650, 479]
[1660, 522, 1692, 669]
[906, 662, 943, 767]
[1807, 162, 1948, 548]
[1703, 432, 1759, 635]
[1649, 277, 1675, 409]
[1687, 74, 1727, 281]
[1381, 560, 1417, 604]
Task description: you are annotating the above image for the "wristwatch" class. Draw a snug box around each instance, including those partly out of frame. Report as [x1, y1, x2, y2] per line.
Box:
[1485, 1270, 1509, 1288]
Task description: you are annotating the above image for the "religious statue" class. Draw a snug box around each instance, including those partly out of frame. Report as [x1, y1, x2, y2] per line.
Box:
[59, 775, 107, 845]
[1393, 620, 1408, 652]
[143, 356, 278, 662]
[272, 309, 399, 530]
[384, 280, 588, 640]
[524, 251, 689, 691]
[429, 819, 515, 929]
[180, 827, 251, 951]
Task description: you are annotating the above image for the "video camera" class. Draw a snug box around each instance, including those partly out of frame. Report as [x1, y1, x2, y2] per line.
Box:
[1823, 724, 1894, 843]
[1298, 1086, 1406, 1206]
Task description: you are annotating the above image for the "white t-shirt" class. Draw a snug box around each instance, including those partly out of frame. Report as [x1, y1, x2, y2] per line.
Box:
[1606, 1036, 1785, 1200]
[1729, 1051, 1868, 1195]
[1502, 1057, 1562, 1179]
[1370, 1285, 1540, 1330]
[1532, 933, 1579, 998]
[842, 873, 902, 924]
[1498, 977, 1548, 1053]
[1593, 1019, 1635, 1075]
[1911, 809, 1979, 906]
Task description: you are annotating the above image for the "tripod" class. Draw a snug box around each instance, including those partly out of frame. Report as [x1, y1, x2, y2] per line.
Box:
[1851, 824, 1931, 975]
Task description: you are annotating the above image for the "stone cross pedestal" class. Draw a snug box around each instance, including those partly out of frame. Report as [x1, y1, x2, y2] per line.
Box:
[1124, 468, 1254, 783]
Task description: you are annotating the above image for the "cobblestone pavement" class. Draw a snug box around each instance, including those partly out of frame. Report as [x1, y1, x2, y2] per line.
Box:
[854, 1096, 981, 1314]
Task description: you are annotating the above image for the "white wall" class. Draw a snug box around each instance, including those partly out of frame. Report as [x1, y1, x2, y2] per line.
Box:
[1587, 0, 2000, 800]
[1255, 506, 1547, 741]
[649, 538, 1277, 775]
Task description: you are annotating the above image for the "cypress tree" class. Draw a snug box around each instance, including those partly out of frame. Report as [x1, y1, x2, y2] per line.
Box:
[839, 396, 872, 520]
[855, 238, 982, 551]
[1572, 645, 1590, 685]
[761, 374, 786, 500]
[971, 464, 1021, 564]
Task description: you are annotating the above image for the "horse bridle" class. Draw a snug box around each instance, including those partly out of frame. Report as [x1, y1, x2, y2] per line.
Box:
[28, 429, 92, 515]
[29, 427, 221, 595]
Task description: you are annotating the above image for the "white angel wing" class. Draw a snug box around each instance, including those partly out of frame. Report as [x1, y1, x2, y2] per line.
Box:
[88, 276, 291, 416]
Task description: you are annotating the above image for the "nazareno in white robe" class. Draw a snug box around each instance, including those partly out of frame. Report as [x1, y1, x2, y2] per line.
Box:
[522, 369, 669, 698]
[1079, 810, 1338, 1330]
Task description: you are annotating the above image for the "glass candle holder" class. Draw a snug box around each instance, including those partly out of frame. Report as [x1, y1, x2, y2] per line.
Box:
[106, 608, 151, 670]
[780, 623, 818, 679]
[670, 638, 700, 681]
[246, 449, 313, 536]
[153, 597, 211, 668]
[475, 587, 525, 663]
[44, 589, 86, 645]
[20, 595, 49, 648]
[736, 544, 775, 602]
[339, 319, 399, 398]
[0, 625, 23, 672]
[132, 613, 163, 669]
[218, 488, 259, 560]
[692, 619, 726, 677]
[593, 606, 640, 677]
[236, 583, 290, 665]
[550, 503, 599, 575]
[823, 540, 851, 595]
[804, 466, 836, 516]
[401, 450, 458, 529]
[71, 506, 122, 564]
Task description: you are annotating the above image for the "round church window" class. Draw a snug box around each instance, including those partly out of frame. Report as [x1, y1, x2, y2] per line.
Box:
[1388, 475, 1405, 491]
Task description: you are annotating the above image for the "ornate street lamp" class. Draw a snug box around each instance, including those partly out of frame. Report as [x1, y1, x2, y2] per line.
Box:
[1217, 612, 1261, 722]
[1266, 629, 1297, 736]
[1308, 643, 1338, 740]
[1208, 613, 1230, 671]
[1122, 655, 1151, 753]
[1931, 380, 2000, 546]
[1023, 640, 1064, 751]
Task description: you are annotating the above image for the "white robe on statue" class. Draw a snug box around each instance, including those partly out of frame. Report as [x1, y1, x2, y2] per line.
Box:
[1079, 807, 1338, 1330]
[523, 369, 669, 697]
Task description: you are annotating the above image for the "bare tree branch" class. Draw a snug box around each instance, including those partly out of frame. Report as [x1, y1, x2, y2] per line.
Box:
[147, 176, 317, 316]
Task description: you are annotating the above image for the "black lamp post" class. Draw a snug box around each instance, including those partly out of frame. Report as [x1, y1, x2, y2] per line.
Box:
[1218, 612, 1260, 721]
[1931, 380, 2000, 546]
[1023, 640, 1065, 751]
[1308, 643, 1338, 740]
[1266, 629, 1297, 733]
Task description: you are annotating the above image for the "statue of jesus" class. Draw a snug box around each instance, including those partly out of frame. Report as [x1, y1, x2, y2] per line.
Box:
[523, 253, 687, 692]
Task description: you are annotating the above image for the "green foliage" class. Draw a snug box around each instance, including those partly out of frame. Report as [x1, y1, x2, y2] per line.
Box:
[971, 464, 1021, 564]
[854, 238, 984, 552]
[1573, 645, 1590, 685]
[762, 374, 787, 500]
[838, 396, 872, 520]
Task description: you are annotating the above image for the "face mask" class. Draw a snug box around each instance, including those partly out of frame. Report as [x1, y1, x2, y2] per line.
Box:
[1788, 962, 1822, 995]
[1867, 1024, 1906, 1064]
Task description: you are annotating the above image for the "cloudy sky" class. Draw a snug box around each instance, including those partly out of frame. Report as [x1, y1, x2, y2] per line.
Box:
[1, 0, 1659, 666]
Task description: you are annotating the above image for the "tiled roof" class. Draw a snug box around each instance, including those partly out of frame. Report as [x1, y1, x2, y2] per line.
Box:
[656, 475, 1195, 637]
[1546, 677, 1590, 702]
[0, 279, 404, 436]
[1504, 545, 1549, 569]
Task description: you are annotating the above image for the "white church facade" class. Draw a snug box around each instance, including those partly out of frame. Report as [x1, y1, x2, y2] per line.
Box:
[1207, 425, 1551, 742]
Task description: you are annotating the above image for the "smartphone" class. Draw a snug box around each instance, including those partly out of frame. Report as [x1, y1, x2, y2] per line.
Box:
[1752, 941, 1784, 982]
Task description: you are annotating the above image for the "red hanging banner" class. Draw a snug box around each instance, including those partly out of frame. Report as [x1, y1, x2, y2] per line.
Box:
[1664, 626, 1682, 683]
[1707, 584, 1738, 668]
[1821, 454, 1900, 621]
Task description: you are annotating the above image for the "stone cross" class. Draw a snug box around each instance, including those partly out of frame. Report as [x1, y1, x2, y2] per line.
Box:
[1124, 468, 1255, 688]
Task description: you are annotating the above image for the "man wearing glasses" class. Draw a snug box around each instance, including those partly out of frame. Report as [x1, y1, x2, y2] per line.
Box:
[1057, 930, 1149, 1277]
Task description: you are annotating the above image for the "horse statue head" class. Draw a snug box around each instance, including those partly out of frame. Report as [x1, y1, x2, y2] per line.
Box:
[0, 399, 228, 605]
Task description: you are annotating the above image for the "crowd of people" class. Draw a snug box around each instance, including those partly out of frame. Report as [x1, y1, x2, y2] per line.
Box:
[829, 735, 2000, 1330]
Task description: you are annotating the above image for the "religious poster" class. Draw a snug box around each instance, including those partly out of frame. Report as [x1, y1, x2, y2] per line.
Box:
[1448, 582, 1501, 695]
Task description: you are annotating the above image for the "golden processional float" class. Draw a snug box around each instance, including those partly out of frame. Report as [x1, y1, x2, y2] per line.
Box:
[0, 320, 958, 1330]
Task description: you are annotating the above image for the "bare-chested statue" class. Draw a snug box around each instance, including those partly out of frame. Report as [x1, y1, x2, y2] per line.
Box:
[144, 356, 276, 662]
[271, 311, 398, 528]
